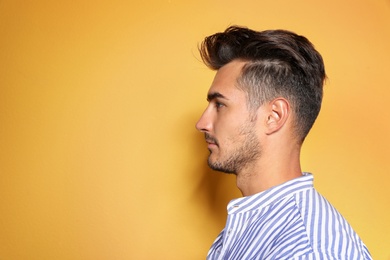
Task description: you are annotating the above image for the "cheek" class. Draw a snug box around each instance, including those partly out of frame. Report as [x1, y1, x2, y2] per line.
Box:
[215, 113, 241, 129]
[217, 124, 244, 144]
[214, 119, 233, 135]
[214, 110, 250, 139]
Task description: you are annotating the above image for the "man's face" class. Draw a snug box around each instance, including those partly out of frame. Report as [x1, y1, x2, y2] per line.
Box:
[196, 60, 261, 174]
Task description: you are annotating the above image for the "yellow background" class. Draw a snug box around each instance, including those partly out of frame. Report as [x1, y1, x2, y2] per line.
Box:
[1, 0, 389, 259]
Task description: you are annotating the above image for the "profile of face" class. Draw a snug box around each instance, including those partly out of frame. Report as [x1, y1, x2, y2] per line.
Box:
[196, 60, 261, 174]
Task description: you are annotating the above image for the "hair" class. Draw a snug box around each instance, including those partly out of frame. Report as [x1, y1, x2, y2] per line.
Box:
[199, 26, 326, 143]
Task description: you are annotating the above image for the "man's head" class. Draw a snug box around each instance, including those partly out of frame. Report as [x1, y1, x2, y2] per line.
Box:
[199, 26, 326, 143]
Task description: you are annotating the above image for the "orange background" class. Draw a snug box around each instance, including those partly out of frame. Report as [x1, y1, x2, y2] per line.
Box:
[1, 0, 389, 259]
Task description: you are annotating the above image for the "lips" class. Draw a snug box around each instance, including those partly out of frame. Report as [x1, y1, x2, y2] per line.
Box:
[205, 133, 219, 147]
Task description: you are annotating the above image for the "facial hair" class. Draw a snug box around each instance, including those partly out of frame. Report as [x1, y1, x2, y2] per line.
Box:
[207, 121, 261, 174]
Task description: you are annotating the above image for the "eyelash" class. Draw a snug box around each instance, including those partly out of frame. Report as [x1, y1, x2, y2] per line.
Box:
[215, 102, 224, 110]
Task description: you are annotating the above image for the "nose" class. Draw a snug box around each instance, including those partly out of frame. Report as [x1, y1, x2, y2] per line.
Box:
[195, 109, 212, 133]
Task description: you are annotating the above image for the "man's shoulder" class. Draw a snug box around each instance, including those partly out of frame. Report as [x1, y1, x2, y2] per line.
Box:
[291, 248, 373, 260]
[292, 188, 372, 259]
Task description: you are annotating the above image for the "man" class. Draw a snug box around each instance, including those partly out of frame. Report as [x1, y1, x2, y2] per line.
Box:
[196, 26, 371, 259]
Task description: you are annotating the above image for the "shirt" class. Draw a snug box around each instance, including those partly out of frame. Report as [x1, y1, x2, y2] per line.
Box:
[207, 173, 372, 260]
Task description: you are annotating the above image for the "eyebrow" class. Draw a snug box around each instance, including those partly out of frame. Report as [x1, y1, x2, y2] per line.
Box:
[207, 92, 229, 102]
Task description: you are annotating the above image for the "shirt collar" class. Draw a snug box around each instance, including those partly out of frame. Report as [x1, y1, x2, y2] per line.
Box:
[227, 172, 314, 214]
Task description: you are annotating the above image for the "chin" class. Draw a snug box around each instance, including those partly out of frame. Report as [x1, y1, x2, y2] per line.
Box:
[208, 158, 236, 174]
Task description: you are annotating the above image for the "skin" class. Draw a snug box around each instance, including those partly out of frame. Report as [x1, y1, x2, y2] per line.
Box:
[196, 60, 303, 196]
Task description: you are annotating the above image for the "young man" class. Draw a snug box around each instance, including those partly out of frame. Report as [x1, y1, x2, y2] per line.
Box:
[196, 26, 371, 259]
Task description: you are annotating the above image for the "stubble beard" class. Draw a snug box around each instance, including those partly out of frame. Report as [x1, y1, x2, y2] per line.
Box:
[208, 121, 261, 174]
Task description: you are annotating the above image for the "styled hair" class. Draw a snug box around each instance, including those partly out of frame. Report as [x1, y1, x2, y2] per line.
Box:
[199, 26, 326, 142]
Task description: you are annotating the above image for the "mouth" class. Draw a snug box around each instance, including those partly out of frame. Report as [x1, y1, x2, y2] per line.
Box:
[205, 134, 218, 148]
[206, 141, 217, 149]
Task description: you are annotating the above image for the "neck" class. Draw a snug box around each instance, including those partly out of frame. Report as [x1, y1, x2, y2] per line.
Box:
[236, 144, 303, 196]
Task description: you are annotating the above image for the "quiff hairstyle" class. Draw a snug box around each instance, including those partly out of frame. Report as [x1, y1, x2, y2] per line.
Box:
[199, 26, 326, 143]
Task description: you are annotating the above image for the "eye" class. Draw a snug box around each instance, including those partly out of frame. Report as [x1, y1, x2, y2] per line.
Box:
[215, 101, 225, 110]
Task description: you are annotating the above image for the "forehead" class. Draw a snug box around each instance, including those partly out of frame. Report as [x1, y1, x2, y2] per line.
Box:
[208, 60, 247, 98]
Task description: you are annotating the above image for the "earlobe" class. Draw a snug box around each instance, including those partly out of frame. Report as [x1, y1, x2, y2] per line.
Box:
[265, 98, 290, 135]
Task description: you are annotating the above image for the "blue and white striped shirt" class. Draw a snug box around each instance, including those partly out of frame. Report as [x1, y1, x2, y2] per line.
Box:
[207, 173, 371, 259]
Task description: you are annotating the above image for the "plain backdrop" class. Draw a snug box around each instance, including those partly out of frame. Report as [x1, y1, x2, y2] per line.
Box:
[1, 0, 389, 259]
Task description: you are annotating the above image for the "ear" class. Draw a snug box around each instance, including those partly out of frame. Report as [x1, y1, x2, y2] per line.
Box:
[264, 98, 290, 135]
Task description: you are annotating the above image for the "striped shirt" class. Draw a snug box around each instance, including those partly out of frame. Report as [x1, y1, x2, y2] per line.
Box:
[207, 173, 371, 259]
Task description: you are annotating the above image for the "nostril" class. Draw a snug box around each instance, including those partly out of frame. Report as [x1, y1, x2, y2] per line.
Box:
[196, 109, 212, 132]
[195, 121, 205, 132]
[195, 116, 204, 131]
